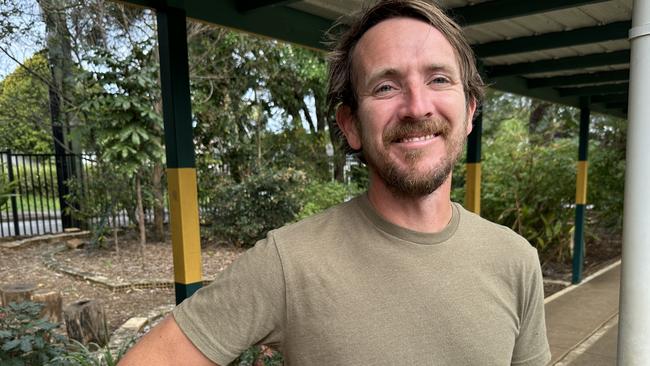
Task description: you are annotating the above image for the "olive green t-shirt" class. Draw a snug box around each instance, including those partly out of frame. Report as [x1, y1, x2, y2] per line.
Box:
[173, 195, 551, 365]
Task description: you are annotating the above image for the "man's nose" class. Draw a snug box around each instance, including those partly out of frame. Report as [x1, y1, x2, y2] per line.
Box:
[399, 84, 434, 120]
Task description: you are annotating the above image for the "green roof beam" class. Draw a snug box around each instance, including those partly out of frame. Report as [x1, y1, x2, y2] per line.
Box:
[592, 93, 628, 103]
[236, 0, 299, 13]
[450, 0, 608, 26]
[605, 102, 628, 109]
[490, 75, 626, 118]
[485, 50, 630, 78]
[474, 21, 630, 57]
[527, 69, 629, 89]
[558, 83, 629, 97]
[117, 0, 333, 50]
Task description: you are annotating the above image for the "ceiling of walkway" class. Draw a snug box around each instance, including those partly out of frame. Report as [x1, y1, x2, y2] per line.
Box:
[122, 0, 633, 118]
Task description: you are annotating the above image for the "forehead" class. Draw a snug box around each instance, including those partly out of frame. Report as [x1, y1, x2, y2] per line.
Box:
[352, 17, 460, 81]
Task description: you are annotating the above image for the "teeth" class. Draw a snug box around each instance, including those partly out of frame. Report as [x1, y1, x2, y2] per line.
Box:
[401, 134, 436, 143]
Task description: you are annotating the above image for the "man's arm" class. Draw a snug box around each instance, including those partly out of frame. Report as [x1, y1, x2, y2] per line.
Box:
[118, 315, 219, 366]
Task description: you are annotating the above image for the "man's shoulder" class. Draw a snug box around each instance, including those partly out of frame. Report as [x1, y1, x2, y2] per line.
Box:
[267, 196, 364, 251]
[454, 203, 538, 258]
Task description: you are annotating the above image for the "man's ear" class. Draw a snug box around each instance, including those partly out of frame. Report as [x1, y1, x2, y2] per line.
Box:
[336, 105, 362, 150]
[466, 98, 477, 136]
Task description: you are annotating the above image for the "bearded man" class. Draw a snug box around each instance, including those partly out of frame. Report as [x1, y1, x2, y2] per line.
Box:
[120, 1, 551, 365]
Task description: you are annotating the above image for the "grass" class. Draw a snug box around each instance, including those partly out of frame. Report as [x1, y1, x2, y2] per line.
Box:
[3, 193, 60, 214]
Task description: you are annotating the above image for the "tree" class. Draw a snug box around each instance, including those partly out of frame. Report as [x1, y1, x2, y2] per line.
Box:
[187, 23, 338, 183]
[0, 52, 52, 153]
[77, 42, 164, 260]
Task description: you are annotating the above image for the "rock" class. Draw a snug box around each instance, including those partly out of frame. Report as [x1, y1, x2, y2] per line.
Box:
[66, 238, 85, 249]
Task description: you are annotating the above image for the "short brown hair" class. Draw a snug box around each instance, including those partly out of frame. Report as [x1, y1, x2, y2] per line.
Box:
[327, 0, 485, 153]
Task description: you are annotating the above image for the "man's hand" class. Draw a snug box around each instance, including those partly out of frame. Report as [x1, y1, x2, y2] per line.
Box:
[118, 315, 219, 366]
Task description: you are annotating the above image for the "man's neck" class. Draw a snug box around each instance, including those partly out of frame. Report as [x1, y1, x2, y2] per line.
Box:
[367, 174, 453, 233]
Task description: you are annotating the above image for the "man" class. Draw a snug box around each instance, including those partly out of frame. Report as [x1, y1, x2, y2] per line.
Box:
[120, 0, 551, 365]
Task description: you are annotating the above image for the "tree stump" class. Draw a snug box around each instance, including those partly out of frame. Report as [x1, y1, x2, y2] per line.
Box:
[31, 289, 63, 324]
[1, 282, 36, 306]
[63, 299, 109, 346]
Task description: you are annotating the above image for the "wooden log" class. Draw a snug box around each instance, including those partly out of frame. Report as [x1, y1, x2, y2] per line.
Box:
[1, 282, 36, 306]
[31, 289, 63, 324]
[63, 299, 109, 346]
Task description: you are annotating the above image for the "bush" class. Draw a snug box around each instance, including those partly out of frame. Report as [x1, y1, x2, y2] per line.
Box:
[231, 345, 283, 366]
[53, 339, 134, 366]
[65, 162, 138, 248]
[481, 118, 576, 263]
[295, 179, 362, 221]
[202, 167, 307, 247]
[0, 301, 68, 365]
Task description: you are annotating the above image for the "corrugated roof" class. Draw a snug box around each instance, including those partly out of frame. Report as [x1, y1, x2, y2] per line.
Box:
[121, 0, 634, 117]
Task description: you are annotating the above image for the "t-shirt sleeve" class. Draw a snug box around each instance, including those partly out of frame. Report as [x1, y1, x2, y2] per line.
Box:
[172, 233, 286, 365]
[511, 248, 551, 366]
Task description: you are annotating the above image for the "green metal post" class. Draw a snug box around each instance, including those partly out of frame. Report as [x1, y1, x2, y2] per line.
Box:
[572, 96, 590, 284]
[465, 108, 483, 214]
[157, 7, 203, 304]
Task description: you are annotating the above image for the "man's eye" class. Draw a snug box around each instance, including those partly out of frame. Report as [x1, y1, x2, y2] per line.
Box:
[375, 84, 395, 94]
[430, 76, 450, 84]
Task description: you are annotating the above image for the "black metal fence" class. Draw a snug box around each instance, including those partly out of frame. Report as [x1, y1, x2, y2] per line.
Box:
[0, 151, 142, 238]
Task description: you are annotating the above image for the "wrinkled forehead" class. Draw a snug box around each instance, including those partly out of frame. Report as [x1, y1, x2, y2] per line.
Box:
[350, 17, 462, 88]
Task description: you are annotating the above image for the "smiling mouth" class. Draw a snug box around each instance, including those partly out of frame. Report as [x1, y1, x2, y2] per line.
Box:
[395, 133, 441, 143]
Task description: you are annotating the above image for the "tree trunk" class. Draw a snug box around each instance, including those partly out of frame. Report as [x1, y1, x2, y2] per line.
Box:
[152, 98, 165, 241]
[529, 101, 550, 136]
[135, 174, 146, 268]
[1, 282, 36, 306]
[327, 118, 346, 183]
[63, 299, 109, 346]
[152, 163, 165, 241]
[31, 289, 63, 324]
[40, 0, 82, 228]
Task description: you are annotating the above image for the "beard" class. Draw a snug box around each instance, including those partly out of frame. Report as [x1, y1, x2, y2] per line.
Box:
[360, 116, 467, 197]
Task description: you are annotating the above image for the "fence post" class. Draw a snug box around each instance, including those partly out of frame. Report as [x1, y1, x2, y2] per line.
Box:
[6, 150, 20, 236]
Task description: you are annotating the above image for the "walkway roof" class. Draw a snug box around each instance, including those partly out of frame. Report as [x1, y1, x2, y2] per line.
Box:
[121, 0, 633, 118]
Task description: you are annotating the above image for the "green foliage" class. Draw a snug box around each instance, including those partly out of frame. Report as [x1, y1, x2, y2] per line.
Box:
[65, 161, 137, 247]
[587, 115, 626, 228]
[0, 53, 53, 153]
[0, 170, 18, 210]
[202, 168, 307, 247]
[231, 345, 283, 366]
[53, 339, 134, 366]
[0, 301, 68, 365]
[295, 179, 362, 221]
[481, 118, 577, 263]
[76, 44, 163, 177]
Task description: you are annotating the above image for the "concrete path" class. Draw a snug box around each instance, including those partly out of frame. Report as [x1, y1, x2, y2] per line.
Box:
[544, 261, 620, 365]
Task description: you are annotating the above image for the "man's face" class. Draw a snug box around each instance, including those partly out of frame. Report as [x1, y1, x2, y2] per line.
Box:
[337, 17, 475, 197]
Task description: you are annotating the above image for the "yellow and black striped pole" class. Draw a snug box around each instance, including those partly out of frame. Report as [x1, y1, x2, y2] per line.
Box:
[157, 7, 203, 304]
[465, 108, 482, 215]
[572, 97, 590, 284]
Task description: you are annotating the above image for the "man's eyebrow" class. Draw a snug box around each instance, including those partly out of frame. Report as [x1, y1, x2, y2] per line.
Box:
[423, 63, 457, 76]
[363, 68, 401, 90]
[362, 63, 459, 89]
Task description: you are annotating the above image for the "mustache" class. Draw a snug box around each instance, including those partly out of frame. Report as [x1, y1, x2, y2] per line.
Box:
[382, 117, 451, 145]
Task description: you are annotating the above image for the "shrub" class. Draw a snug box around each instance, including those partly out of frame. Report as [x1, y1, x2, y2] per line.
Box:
[231, 345, 283, 366]
[202, 167, 307, 247]
[0, 301, 68, 365]
[481, 118, 576, 263]
[65, 162, 138, 248]
[295, 179, 362, 221]
[53, 339, 134, 366]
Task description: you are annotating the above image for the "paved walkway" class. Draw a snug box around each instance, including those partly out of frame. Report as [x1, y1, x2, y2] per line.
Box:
[544, 261, 621, 365]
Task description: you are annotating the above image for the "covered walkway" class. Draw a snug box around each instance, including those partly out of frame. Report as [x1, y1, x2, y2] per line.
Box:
[546, 261, 621, 365]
